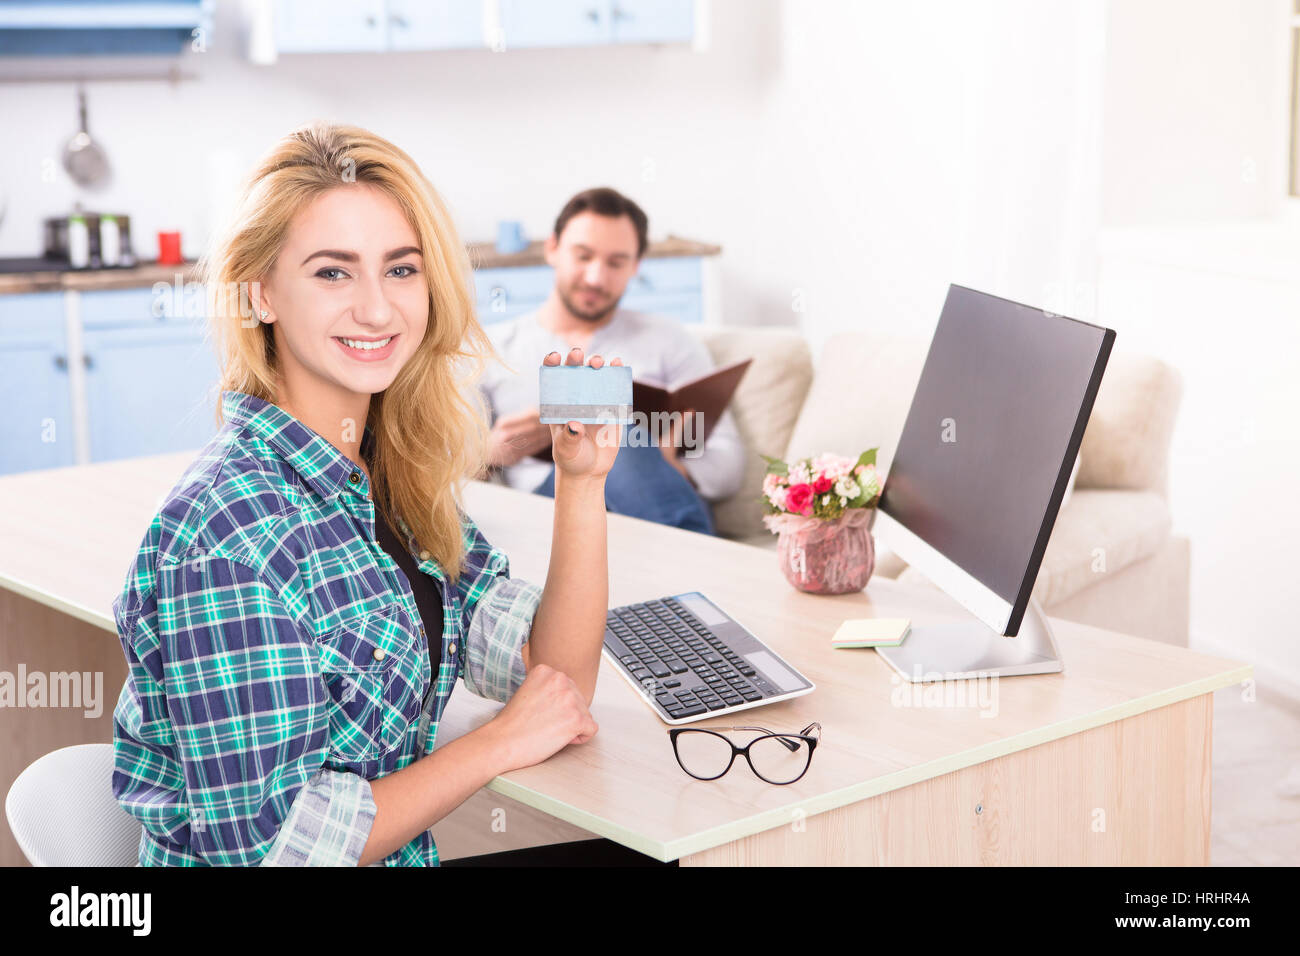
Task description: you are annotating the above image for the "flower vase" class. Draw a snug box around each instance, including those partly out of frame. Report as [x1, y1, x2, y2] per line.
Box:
[769, 509, 875, 595]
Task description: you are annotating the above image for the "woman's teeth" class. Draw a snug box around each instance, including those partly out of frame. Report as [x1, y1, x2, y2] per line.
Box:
[338, 336, 393, 351]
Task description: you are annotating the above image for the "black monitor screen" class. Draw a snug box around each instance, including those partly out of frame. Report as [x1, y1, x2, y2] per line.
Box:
[878, 285, 1114, 629]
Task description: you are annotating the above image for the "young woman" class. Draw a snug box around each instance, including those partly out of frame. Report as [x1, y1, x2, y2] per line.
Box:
[110, 122, 623, 866]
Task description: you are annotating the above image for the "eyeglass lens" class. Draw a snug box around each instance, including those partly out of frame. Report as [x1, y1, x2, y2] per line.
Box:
[674, 730, 813, 784]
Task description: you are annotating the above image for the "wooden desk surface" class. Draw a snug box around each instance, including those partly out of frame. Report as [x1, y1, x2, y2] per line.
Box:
[0, 452, 1251, 861]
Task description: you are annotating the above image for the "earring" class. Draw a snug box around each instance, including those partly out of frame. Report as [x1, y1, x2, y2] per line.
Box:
[259, 310, 269, 321]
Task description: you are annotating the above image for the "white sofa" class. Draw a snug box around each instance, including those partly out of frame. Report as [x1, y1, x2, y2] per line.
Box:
[692, 326, 1190, 647]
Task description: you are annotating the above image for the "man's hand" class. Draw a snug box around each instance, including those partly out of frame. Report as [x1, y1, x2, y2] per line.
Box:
[656, 407, 696, 485]
[487, 407, 551, 468]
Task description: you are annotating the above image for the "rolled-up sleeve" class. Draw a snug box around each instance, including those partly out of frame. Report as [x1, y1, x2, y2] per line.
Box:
[112, 555, 374, 866]
[454, 515, 543, 703]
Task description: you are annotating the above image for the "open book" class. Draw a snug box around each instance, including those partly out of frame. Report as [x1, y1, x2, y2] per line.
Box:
[530, 357, 752, 462]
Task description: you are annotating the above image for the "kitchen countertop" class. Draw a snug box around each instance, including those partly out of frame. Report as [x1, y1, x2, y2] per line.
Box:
[0, 235, 722, 296]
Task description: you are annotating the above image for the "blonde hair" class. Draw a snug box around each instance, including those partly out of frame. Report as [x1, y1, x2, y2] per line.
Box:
[201, 121, 492, 582]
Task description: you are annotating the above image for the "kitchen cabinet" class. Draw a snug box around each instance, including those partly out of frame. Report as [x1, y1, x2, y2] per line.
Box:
[268, 0, 694, 55]
[497, 0, 695, 48]
[82, 321, 219, 463]
[272, 0, 484, 54]
[387, 0, 485, 51]
[0, 0, 213, 57]
[0, 287, 217, 476]
[0, 293, 75, 474]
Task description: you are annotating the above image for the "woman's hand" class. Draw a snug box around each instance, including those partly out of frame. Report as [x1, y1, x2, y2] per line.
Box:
[544, 347, 623, 481]
[484, 663, 599, 770]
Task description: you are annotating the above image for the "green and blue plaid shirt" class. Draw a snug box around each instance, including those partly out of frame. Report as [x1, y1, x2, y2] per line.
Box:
[111, 390, 543, 866]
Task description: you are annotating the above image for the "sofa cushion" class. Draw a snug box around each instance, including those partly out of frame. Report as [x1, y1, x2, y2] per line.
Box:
[1076, 351, 1182, 495]
[895, 488, 1172, 608]
[689, 327, 814, 539]
[783, 332, 929, 478]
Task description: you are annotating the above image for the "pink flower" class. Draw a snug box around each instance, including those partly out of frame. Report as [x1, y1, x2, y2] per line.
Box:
[785, 483, 814, 516]
[762, 473, 784, 496]
[812, 475, 833, 494]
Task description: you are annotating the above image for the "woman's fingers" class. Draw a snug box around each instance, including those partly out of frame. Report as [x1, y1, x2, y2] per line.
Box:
[541, 348, 623, 369]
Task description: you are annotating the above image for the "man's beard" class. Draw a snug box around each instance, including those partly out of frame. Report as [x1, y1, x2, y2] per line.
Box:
[558, 284, 621, 324]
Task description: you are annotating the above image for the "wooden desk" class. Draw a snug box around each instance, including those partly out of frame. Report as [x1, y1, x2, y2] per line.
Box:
[0, 452, 1250, 866]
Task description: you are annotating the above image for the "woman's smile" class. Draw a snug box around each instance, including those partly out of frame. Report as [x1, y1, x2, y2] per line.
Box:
[333, 332, 400, 361]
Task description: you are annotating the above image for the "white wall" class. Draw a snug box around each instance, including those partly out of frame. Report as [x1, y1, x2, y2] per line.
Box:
[1101, 0, 1288, 226]
[1097, 0, 1300, 693]
[756, 0, 1107, 359]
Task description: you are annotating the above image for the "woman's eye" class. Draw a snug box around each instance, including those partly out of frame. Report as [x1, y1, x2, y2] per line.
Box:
[315, 267, 347, 281]
[390, 264, 418, 278]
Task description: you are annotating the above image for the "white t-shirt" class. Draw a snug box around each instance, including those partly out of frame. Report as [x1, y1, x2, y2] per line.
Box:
[478, 308, 747, 502]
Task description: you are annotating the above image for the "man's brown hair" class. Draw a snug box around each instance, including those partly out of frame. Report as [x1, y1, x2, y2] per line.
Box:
[552, 187, 649, 258]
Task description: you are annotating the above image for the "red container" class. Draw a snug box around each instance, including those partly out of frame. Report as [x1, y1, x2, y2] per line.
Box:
[157, 231, 183, 265]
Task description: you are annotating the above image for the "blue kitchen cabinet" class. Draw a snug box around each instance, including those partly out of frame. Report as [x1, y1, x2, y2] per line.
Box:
[473, 255, 704, 325]
[496, 0, 693, 48]
[77, 287, 219, 462]
[0, 0, 213, 56]
[610, 0, 695, 44]
[81, 319, 219, 463]
[0, 292, 75, 474]
[273, 0, 483, 53]
[272, 0, 388, 53]
[497, 0, 607, 48]
[387, 0, 484, 50]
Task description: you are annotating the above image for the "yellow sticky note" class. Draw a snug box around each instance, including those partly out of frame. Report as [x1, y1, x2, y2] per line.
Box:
[832, 618, 911, 648]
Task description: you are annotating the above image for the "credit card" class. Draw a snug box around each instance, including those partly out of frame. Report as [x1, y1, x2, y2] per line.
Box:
[539, 364, 633, 425]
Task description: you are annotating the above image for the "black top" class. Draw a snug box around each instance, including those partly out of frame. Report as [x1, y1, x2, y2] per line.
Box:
[374, 509, 443, 678]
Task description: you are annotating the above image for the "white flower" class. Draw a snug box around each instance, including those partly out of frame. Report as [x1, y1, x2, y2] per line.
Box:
[769, 486, 788, 510]
[762, 472, 783, 496]
[834, 476, 860, 499]
[838, 495, 847, 507]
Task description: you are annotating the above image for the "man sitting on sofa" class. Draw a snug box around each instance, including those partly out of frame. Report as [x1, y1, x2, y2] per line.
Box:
[480, 186, 745, 535]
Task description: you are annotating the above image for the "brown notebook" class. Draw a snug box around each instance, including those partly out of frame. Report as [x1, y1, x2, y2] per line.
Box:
[529, 358, 752, 462]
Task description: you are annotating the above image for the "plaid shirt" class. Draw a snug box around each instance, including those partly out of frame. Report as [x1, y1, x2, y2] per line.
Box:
[111, 390, 543, 866]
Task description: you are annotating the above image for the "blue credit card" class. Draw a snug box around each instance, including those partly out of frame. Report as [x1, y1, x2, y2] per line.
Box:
[538, 364, 633, 425]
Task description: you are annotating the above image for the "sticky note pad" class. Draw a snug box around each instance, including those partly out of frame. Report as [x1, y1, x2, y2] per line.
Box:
[539, 364, 633, 425]
[831, 618, 911, 648]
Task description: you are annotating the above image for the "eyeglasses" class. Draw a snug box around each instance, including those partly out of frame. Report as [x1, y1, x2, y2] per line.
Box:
[668, 722, 822, 785]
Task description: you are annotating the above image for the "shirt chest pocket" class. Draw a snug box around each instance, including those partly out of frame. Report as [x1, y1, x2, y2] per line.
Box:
[315, 605, 424, 763]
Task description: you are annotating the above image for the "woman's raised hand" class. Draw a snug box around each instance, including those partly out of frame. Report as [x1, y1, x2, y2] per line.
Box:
[543, 346, 624, 481]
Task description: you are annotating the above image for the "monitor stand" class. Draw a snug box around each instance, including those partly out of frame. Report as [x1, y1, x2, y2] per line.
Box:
[875, 598, 1063, 682]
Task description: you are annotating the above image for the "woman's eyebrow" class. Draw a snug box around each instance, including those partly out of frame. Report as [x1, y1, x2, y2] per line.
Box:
[301, 246, 423, 266]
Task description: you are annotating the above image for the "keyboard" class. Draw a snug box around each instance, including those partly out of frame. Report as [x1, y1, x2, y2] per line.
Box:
[602, 591, 815, 724]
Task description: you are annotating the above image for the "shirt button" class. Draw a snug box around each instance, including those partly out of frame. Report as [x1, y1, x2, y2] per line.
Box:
[372, 647, 386, 662]
[448, 643, 457, 656]
[349, 472, 361, 484]
[419, 550, 430, 561]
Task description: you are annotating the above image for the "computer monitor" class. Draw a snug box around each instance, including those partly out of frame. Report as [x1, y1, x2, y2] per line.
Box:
[874, 284, 1115, 682]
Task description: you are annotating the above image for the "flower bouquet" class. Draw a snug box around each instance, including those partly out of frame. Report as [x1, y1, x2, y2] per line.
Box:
[760, 449, 882, 595]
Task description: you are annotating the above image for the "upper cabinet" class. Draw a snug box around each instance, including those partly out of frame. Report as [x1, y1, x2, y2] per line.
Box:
[496, 0, 695, 48]
[271, 0, 485, 54]
[265, 0, 695, 57]
[0, 0, 214, 56]
[386, 0, 485, 51]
